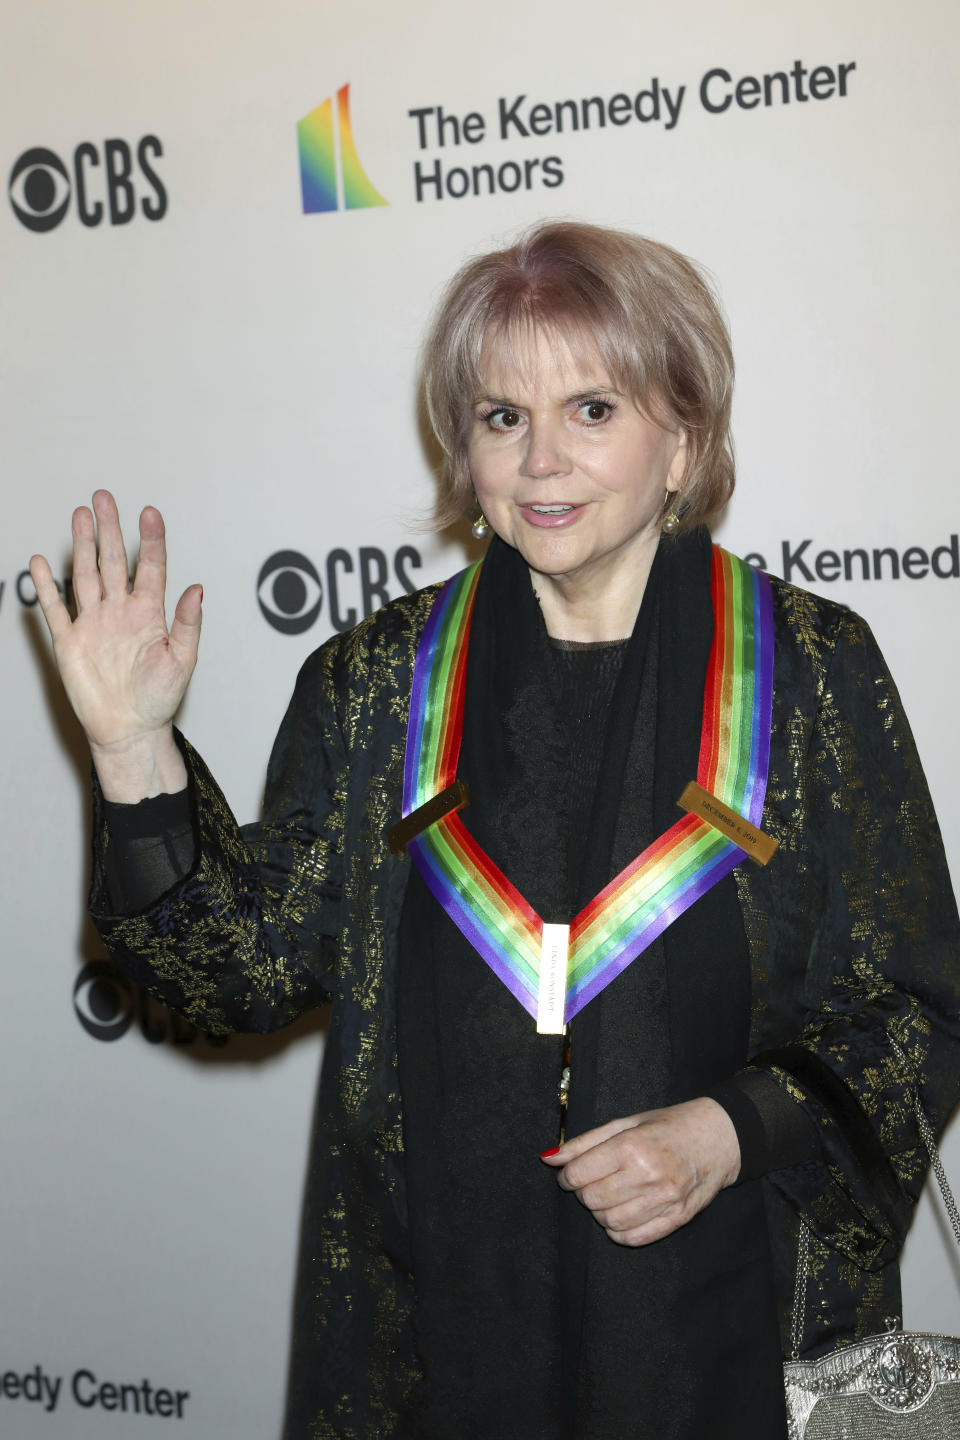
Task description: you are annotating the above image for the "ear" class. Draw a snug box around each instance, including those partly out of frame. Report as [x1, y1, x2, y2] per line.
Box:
[665, 430, 688, 493]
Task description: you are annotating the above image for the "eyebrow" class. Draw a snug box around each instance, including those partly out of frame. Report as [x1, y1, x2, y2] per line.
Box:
[474, 384, 622, 408]
[568, 386, 621, 402]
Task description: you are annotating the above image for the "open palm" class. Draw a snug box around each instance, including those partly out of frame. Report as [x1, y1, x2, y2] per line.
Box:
[30, 491, 201, 792]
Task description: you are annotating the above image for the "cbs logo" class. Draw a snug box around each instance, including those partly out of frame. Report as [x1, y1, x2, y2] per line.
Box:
[73, 961, 134, 1041]
[9, 136, 166, 233]
[73, 960, 228, 1047]
[258, 545, 422, 635]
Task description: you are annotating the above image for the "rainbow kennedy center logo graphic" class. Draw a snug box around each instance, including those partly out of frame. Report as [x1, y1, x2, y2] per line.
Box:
[298, 83, 387, 213]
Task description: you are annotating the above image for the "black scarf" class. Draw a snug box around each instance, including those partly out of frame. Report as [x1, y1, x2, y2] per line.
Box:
[397, 531, 786, 1439]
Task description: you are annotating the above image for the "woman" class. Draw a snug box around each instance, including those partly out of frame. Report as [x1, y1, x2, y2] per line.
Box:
[30, 222, 960, 1439]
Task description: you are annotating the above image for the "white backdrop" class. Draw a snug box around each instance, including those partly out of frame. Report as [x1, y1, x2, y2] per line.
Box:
[3, 1, 959, 1433]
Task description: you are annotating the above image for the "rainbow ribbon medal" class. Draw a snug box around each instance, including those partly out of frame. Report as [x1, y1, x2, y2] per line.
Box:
[401, 547, 775, 1032]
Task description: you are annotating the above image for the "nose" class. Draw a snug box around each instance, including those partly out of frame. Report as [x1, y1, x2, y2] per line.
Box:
[520, 417, 571, 479]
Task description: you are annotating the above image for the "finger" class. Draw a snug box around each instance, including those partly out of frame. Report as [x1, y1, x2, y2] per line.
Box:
[539, 1113, 639, 1167]
[572, 1167, 656, 1211]
[584, 1179, 687, 1237]
[169, 584, 203, 666]
[71, 505, 103, 612]
[133, 504, 167, 606]
[555, 1151, 622, 1194]
[28, 554, 73, 644]
[553, 1121, 647, 1191]
[92, 490, 131, 599]
[603, 1212, 680, 1248]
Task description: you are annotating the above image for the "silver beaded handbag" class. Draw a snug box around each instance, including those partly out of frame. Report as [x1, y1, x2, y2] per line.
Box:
[783, 1042, 960, 1439]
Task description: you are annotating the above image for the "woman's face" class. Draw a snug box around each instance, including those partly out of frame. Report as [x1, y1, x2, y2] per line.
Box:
[467, 328, 686, 599]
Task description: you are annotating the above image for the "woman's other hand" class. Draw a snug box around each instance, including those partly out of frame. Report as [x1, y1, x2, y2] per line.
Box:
[29, 490, 200, 801]
[540, 1098, 741, 1246]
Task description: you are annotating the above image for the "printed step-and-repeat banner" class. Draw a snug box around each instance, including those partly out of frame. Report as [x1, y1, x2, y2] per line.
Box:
[2, 1, 958, 1433]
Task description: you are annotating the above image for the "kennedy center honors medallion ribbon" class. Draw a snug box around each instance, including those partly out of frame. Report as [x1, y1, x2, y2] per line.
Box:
[392, 547, 776, 1034]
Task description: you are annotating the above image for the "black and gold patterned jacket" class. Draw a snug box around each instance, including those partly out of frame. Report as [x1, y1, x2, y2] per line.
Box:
[90, 569, 960, 1439]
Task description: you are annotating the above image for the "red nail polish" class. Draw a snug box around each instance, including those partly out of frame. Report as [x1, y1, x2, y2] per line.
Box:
[540, 1146, 561, 1158]
[199, 586, 204, 604]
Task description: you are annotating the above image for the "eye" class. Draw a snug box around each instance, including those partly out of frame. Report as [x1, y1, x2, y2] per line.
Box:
[73, 961, 134, 1042]
[577, 399, 614, 423]
[484, 406, 523, 431]
[8, 147, 71, 231]
[257, 550, 323, 635]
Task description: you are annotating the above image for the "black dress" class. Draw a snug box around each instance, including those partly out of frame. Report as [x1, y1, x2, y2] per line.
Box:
[396, 537, 790, 1438]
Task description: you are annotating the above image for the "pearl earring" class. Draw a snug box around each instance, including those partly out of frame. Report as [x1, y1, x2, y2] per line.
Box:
[472, 512, 490, 540]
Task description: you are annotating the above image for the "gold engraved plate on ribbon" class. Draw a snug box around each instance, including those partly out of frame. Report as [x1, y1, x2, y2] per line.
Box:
[537, 924, 569, 1035]
[388, 780, 470, 855]
[677, 781, 779, 866]
[784, 1332, 960, 1438]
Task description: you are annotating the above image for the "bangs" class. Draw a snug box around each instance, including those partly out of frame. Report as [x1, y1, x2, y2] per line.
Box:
[461, 295, 661, 421]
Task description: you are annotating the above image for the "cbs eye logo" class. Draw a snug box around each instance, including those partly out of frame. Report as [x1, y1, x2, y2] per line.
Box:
[9, 148, 71, 232]
[73, 961, 135, 1042]
[73, 960, 230, 1048]
[258, 550, 324, 635]
[8, 136, 166, 232]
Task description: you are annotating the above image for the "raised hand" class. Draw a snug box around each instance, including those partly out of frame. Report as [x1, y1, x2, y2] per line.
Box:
[29, 490, 201, 800]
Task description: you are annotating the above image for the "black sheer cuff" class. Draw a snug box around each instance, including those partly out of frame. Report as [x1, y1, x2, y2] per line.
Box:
[103, 788, 191, 839]
[101, 788, 196, 916]
[707, 1069, 823, 1183]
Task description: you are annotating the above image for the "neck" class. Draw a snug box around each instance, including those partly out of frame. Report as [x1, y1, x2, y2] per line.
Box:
[529, 543, 659, 642]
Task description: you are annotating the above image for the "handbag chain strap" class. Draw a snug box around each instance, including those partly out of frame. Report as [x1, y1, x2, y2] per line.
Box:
[790, 1037, 960, 1362]
[790, 1215, 811, 1360]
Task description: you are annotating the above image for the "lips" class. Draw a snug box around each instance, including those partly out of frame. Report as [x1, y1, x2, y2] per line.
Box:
[520, 502, 585, 529]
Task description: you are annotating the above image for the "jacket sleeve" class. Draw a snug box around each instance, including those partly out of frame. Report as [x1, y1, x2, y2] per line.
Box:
[746, 607, 960, 1268]
[88, 640, 348, 1035]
